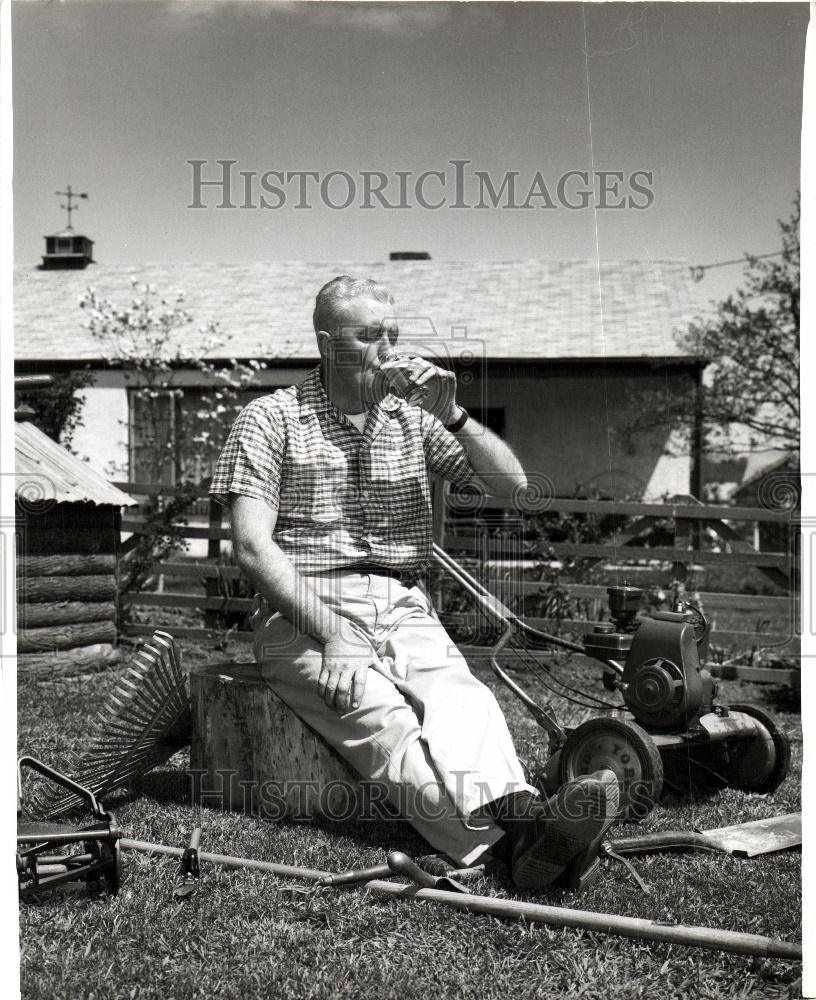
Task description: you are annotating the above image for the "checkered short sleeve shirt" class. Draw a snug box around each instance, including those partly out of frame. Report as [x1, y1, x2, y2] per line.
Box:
[209, 367, 474, 573]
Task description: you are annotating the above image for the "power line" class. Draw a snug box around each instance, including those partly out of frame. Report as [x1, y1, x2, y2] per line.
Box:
[690, 250, 784, 283]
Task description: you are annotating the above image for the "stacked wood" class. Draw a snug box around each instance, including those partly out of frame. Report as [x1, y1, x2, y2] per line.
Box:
[17, 554, 116, 576]
[190, 662, 363, 822]
[17, 645, 122, 680]
[18, 601, 117, 628]
[18, 622, 117, 653]
[18, 575, 117, 603]
[16, 534, 120, 662]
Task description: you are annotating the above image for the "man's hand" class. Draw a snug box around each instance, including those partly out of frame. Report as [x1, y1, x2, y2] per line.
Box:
[317, 619, 377, 714]
[381, 356, 457, 423]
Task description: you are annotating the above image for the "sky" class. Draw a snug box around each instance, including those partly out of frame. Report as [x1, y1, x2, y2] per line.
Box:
[11, 1, 808, 307]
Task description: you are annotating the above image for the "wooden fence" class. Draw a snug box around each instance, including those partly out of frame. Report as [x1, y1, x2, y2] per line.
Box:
[114, 481, 800, 669]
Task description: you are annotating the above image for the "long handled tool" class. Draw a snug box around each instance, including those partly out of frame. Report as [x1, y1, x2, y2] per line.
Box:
[363, 880, 801, 961]
[120, 838, 331, 881]
[118, 837, 800, 961]
[608, 813, 801, 859]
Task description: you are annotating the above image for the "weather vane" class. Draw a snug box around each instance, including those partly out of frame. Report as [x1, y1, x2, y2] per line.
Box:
[55, 185, 88, 230]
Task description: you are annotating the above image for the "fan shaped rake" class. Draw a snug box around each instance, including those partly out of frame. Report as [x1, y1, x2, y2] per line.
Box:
[33, 630, 193, 818]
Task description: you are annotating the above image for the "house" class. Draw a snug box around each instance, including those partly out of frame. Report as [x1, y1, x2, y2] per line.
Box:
[14, 254, 706, 503]
[15, 418, 137, 670]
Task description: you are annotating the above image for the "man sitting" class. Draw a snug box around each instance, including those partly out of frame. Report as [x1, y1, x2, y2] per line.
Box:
[209, 275, 621, 889]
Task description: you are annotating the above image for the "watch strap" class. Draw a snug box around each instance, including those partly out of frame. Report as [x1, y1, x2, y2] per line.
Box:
[444, 406, 469, 433]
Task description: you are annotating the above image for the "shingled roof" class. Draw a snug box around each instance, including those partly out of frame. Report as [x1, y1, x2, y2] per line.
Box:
[14, 259, 702, 363]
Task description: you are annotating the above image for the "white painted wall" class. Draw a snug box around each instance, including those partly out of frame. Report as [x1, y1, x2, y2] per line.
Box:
[457, 367, 693, 501]
[70, 376, 129, 478]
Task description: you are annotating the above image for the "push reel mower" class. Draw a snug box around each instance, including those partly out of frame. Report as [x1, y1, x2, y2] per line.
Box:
[433, 544, 791, 819]
[17, 756, 121, 899]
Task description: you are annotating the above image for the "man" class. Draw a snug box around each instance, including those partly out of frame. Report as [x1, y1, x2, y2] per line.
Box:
[209, 275, 620, 890]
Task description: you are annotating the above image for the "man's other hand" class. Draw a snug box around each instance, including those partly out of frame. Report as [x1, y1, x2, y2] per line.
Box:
[318, 619, 376, 714]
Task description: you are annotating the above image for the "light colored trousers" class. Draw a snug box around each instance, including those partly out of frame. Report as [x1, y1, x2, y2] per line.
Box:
[250, 570, 536, 866]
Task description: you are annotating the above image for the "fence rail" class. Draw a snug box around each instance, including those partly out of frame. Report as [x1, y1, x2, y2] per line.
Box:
[116, 481, 799, 658]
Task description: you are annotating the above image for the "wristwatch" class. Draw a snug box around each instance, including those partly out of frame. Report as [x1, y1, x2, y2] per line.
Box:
[444, 406, 469, 433]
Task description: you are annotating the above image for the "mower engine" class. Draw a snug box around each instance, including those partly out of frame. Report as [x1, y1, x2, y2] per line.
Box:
[584, 585, 716, 729]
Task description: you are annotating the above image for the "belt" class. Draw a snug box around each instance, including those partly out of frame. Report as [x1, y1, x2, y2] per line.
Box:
[345, 564, 421, 585]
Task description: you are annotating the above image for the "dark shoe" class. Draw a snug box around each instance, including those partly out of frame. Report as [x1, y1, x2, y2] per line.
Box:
[511, 769, 620, 891]
[555, 770, 621, 891]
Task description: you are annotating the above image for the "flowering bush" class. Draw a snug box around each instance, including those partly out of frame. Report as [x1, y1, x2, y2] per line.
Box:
[80, 280, 270, 612]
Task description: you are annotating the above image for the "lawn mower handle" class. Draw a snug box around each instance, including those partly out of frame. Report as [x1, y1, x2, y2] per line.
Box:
[431, 543, 624, 676]
[17, 756, 107, 820]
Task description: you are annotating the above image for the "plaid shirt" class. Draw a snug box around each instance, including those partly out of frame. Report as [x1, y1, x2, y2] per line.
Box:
[209, 367, 474, 573]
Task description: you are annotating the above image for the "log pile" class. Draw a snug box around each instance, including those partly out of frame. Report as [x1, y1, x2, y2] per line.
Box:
[17, 553, 120, 675]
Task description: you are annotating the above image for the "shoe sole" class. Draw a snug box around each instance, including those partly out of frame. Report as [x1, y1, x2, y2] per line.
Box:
[556, 774, 621, 892]
[556, 833, 611, 892]
[512, 774, 619, 891]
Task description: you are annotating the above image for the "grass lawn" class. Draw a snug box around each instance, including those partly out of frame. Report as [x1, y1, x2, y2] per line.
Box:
[17, 640, 802, 1000]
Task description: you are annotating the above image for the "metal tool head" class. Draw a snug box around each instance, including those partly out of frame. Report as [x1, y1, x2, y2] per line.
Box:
[386, 851, 469, 894]
[173, 827, 202, 900]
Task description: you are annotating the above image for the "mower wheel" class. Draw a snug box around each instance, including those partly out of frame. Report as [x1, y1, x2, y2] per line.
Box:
[558, 717, 663, 821]
[722, 704, 791, 794]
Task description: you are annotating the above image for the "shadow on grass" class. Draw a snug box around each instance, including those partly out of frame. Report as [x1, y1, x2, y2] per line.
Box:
[764, 684, 801, 714]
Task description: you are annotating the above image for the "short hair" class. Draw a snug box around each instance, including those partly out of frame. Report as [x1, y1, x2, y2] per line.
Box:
[313, 275, 395, 335]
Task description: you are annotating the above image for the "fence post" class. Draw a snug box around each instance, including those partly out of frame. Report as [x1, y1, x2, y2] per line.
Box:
[673, 516, 692, 589]
[204, 497, 223, 630]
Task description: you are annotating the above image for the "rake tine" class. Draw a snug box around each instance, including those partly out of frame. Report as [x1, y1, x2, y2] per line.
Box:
[141, 645, 184, 720]
[135, 643, 173, 709]
[153, 631, 181, 673]
[145, 634, 184, 706]
[33, 632, 194, 822]
[155, 636, 189, 710]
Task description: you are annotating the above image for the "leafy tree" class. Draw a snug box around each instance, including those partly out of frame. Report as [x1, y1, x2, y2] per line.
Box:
[15, 370, 96, 451]
[687, 194, 799, 457]
[621, 194, 800, 462]
[80, 280, 269, 484]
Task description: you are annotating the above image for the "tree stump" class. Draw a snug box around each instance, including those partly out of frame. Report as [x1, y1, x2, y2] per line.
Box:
[189, 661, 363, 822]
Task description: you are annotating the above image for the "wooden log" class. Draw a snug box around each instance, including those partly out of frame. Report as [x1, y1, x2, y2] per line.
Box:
[17, 554, 117, 577]
[17, 601, 117, 629]
[16, 574, 117, 603]
[18, 621, 117, 653]
[190, 662, 363, 821]
[17, 645, 122, 680]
